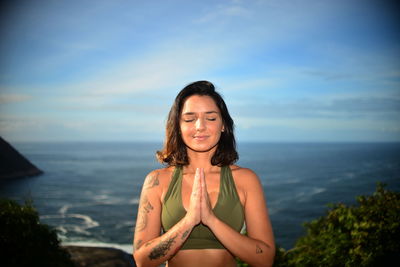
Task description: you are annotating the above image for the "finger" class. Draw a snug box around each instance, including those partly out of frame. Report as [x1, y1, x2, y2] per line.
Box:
[200, 169, 209, 202]
[195, 168, 201, 188]
[195, 167, 200, 180]
[200, 168, 206, 191]
[192, 168, 201, 197]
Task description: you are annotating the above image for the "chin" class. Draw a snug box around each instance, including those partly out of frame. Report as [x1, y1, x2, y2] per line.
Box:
[187, 142, 219, 153]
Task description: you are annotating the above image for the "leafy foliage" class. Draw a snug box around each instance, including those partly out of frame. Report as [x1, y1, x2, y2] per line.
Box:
[0, 198, 74, 267]
[236, 258, 249, 267]
[278, 183, 400, 267]
[236, 183, 400, 266]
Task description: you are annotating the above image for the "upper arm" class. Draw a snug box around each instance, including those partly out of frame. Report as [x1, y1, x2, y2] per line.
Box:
[133, 170, 163, 250]
[241, 169, 275, 248]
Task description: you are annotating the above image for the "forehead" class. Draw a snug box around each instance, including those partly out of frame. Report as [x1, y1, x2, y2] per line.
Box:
[181, 95, 219, 113]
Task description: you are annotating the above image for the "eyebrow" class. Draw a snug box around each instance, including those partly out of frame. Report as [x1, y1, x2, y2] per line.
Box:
[182, 111, 219, 115]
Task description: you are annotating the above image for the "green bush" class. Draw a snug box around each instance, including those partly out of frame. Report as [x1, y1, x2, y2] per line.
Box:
[0, 198, 74, 267]
[279, 183, 400, 267]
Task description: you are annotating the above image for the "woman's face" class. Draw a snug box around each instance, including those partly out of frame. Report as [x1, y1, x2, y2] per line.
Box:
[180, 95, 224, 153]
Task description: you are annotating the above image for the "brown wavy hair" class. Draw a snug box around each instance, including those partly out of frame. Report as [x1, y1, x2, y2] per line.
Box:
[156, 80, 238, 166]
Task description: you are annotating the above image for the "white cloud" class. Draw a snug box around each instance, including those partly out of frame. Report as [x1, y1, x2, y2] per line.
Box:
[232, 95, 400, 120]
[0, 112, 166, 142]
[219, 77, 280, 92]
[0, 114, 52, 140]
[58, 39, 236, 99]
[1, 0, 399, 142]
[0, 93, 32, 104]
[235, 115, 400, 142]
[194, 1, 252, 24]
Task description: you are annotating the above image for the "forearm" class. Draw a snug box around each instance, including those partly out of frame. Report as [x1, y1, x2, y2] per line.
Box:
[134, 217, 194, 267]
[208, 217, 275, 267]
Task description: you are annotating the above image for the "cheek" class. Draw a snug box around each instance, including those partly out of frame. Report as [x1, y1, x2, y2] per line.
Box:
[179, 124, 192, 135]
[213, 122, 224, 133]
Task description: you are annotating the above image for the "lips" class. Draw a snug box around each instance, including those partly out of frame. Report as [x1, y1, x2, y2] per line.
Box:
[194, 135, 209, 141]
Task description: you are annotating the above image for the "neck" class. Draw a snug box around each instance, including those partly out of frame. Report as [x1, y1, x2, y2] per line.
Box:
[185, 146, 219, 173]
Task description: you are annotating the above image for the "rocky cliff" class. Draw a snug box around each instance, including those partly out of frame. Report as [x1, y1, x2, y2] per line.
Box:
[0, 136, 43, 180]
[63, 246, 136, 267]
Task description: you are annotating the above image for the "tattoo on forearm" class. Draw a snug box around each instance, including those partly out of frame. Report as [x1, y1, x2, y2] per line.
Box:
[256, 244, 263, 254]
[145, 240, 155, 247]
[182, 230, 190, 240]
[134, 240, 143, 250]
[135, 195, 154, 232]
[149, 234, 178, 260]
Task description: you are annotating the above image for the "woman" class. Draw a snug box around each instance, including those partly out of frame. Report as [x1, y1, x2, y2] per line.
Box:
[133, 81, 275, 267]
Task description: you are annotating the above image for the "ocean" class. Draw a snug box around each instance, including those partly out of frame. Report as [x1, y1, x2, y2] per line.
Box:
[1, 142, 399, 253]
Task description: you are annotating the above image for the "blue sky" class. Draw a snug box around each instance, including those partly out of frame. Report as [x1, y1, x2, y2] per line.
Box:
[1, 0, 399, 142]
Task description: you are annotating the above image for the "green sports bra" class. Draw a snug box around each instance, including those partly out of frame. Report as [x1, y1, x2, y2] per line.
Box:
[161, 165, 244, 250]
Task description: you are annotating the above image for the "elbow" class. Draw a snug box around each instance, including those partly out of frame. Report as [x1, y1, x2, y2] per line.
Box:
[133, 250, 160, 267]
[256, 257, 274, 267]
[256, 244, 276, 267]
[133, 258, 146, 267]
[133, 250, 149, 267]
[267, 250, 276, 267]
[256, 258, 274, 267]
[264, 258, 274, 267]
[133, 251, 141, 267]
[265, 243, 276, 267]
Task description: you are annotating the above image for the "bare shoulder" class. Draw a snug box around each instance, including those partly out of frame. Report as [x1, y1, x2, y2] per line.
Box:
[230, 165, 260, 183]
[144, 166, 174, 184]
[229, 165, 264, 207]
[142, 166, 175, 196]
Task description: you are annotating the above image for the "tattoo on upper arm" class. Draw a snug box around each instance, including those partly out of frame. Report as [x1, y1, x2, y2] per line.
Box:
[256, 244, 263, 254]
[134, 172, 159, 233]
[135, 195, 154, 233]
[143, 198, 154, 213]
[149, 234, 178, 260]
[144, 172, 160, 189]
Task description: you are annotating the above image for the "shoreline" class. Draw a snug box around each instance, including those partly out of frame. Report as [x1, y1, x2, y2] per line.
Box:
[62, 241, 133, 254]
[63, 245, 136, 267]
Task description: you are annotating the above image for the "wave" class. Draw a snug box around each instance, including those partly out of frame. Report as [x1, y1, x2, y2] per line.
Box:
[40, 213, 100, 235]
[59, 204, 72, 214]
[129, 197, 140, 205]
[269, 187, 328, 207]
[296, 187, 327, 202]
[41, 213, 99, 228]
[115, 220, 134, 230]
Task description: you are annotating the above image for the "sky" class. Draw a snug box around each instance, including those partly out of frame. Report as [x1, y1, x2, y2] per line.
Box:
[0, 0, 399, 143]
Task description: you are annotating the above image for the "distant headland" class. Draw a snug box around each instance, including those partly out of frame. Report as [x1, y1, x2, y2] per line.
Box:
[0, 136, 43, 180]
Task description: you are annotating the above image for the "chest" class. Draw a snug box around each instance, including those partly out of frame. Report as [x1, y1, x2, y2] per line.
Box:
[179, 172, 245, 210]
[181, 172, 220, 209]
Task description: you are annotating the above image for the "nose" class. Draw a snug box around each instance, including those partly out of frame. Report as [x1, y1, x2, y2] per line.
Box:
[195, 118, 206, 131]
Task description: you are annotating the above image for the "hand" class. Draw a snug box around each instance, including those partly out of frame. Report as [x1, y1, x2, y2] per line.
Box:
[200, 168, 216, 226]
[185, 168, 202, 227]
